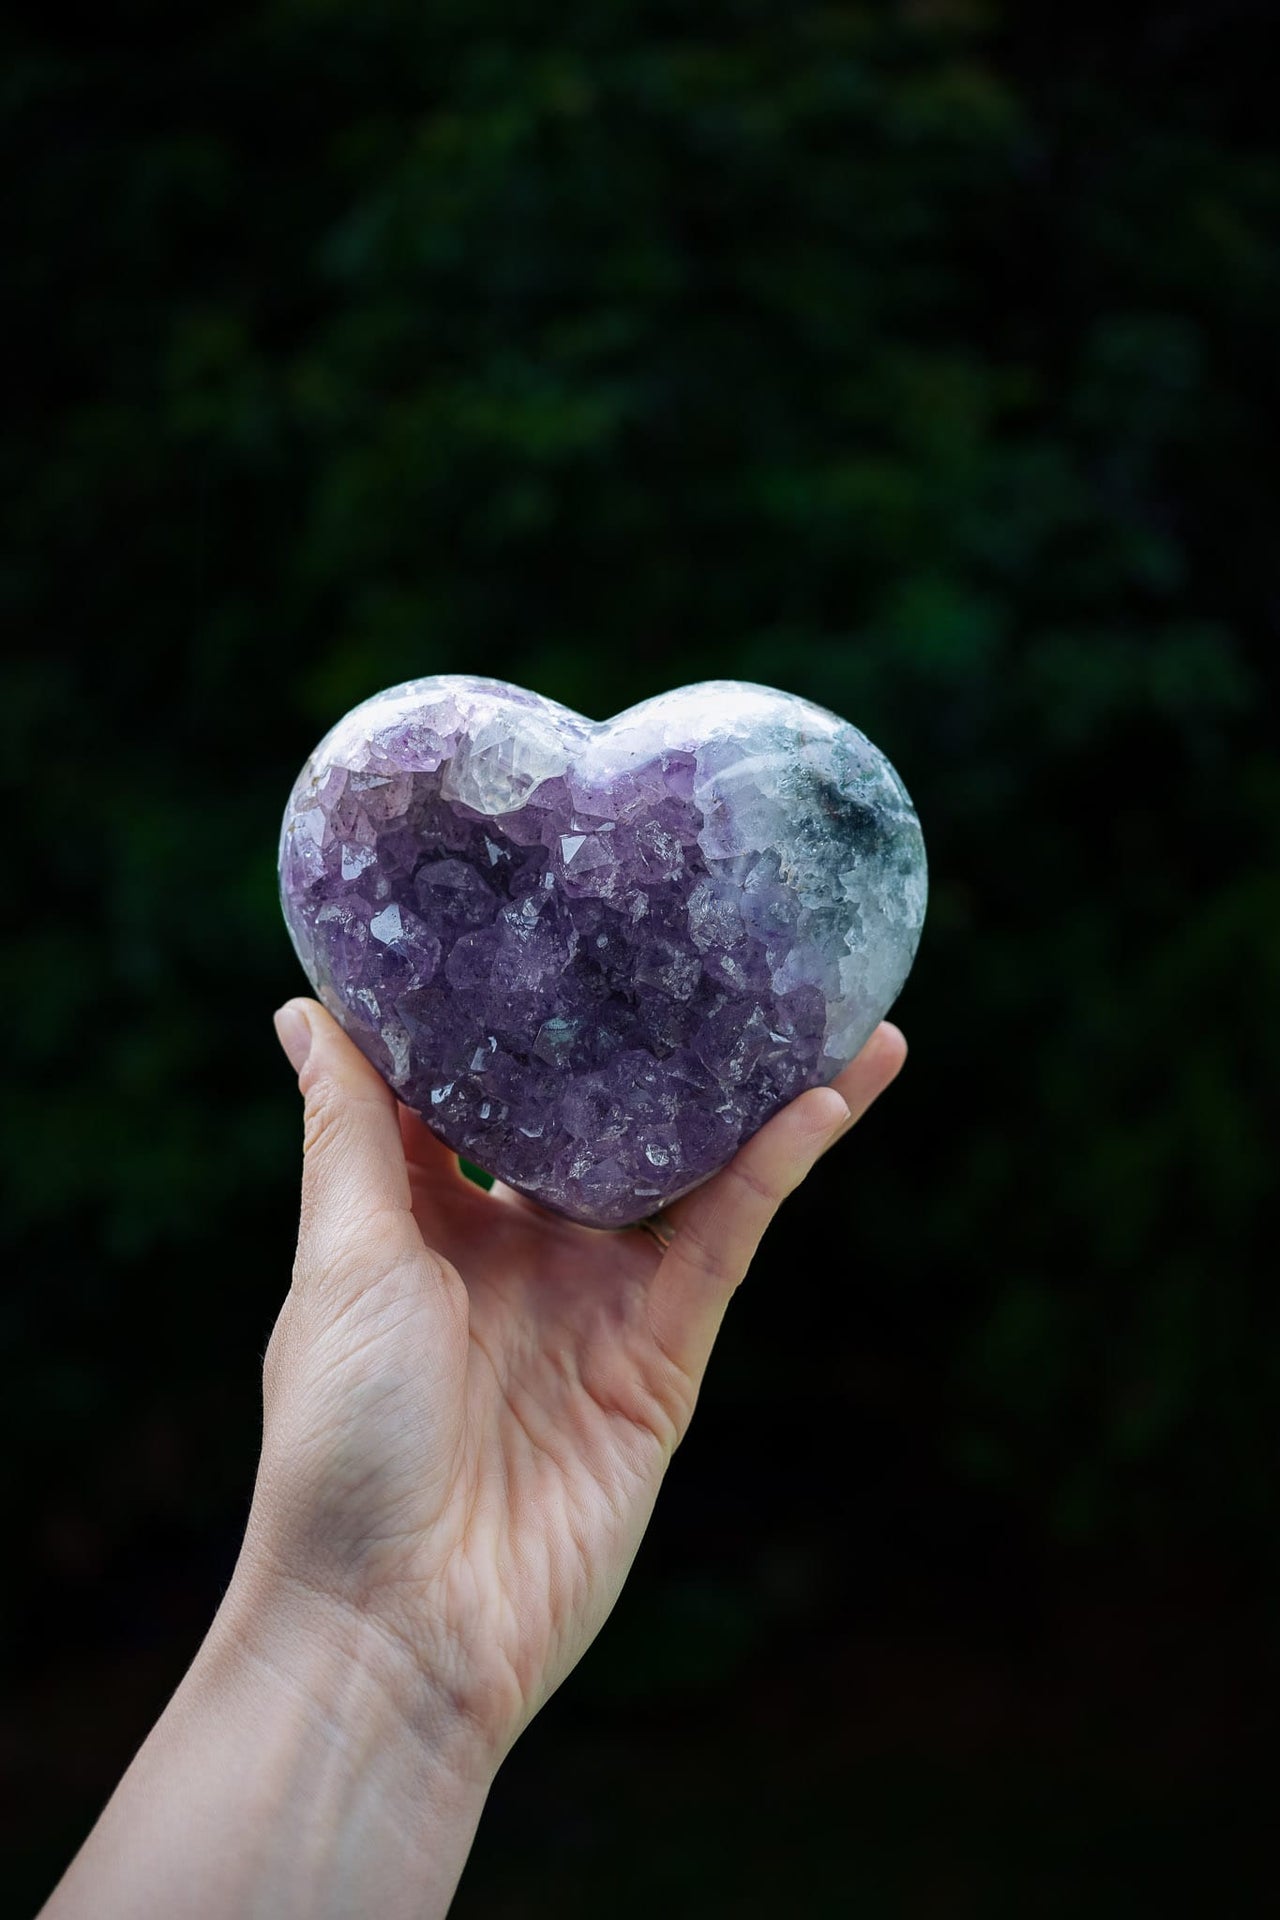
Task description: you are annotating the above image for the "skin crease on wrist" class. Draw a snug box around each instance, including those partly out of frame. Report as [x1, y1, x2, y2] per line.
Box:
[40, 1002, 906, 1920]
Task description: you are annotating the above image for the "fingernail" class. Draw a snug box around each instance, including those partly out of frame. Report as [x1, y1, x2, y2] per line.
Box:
[273, 1003, 312, 1074]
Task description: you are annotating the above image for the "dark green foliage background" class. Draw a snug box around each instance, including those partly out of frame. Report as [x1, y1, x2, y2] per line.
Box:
[4, 1, 1277, 1910]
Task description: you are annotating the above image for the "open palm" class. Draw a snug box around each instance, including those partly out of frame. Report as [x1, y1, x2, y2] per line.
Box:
[247, 1000, 905, 1772]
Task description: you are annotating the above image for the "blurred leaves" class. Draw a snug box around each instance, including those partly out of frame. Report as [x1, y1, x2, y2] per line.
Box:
[3, 2, 1279, 1895]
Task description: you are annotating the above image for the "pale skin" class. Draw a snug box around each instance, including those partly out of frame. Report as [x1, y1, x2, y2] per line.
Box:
[42, 1000, 907, 1919]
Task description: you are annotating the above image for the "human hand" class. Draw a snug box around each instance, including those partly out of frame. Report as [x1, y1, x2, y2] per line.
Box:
[42, 1002, 905, 1920]
[242, 1001, 906, 1771]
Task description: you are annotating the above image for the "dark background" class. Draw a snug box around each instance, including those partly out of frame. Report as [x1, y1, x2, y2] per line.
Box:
[5, 1, 1278, 1912]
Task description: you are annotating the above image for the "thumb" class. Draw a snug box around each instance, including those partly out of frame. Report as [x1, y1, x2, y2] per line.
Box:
[273, 998, 418, 1293]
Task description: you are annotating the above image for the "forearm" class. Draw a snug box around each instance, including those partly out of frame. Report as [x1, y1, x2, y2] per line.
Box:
[41, 1575, 493, 1920]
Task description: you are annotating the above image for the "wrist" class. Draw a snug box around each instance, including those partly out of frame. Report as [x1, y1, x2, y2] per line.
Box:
[190, 1569, 494, 1919]
[211, 1555, 500, 1801]
[44, 1563, 495, 1920]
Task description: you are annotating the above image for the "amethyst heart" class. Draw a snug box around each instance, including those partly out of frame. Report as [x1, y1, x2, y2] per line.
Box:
[279, 677, 926, 1227]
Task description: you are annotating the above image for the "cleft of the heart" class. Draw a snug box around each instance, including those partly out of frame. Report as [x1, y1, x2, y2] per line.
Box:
[279, 676, 926, 1227]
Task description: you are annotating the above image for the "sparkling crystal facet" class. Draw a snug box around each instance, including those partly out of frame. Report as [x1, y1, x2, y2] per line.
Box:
[279, 677, 927, 1227]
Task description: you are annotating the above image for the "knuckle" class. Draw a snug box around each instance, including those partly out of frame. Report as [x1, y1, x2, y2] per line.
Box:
[726, 1154, 784, 1209]
[675, 1210, 737, 1290]
[295, 1209, 432, 1307]
[302, 1075, 347, 1161]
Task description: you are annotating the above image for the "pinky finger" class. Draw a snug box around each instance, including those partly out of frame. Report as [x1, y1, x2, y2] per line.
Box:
[645, 1023, 907, 1393]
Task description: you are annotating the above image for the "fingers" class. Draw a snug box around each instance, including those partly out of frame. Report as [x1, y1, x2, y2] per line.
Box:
[820, 1021, 908, 1153]
[273, 998, 421, 1291]
[398, 1103, 474, 1189]
[646, 1022, 907, 1390]
[397, 1104, 494, 1243]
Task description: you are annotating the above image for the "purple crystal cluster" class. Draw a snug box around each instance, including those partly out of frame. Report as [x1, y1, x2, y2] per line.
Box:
[279, 678, 926, 1227]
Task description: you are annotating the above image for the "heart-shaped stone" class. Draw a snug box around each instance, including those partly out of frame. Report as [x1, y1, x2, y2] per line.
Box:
[279, 677, 926, 1227]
